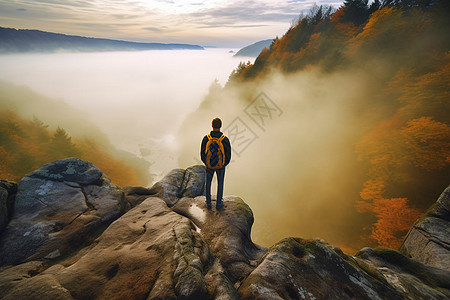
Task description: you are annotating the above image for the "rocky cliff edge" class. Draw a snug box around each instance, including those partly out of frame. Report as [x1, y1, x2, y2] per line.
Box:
[0, 158, 449, 299]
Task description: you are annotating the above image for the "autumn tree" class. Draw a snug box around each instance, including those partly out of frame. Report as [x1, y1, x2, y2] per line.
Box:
[356, 116, 449, 247]
[0, 109, 144, 185]
[227, 61, 252, 85]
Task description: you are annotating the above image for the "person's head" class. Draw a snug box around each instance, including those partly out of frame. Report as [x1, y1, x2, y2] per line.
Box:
[212, 118, 222, 131]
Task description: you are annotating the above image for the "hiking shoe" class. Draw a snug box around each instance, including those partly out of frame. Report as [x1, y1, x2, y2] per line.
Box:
[206, 202, 212, 209]
[216, 201, 224, 209]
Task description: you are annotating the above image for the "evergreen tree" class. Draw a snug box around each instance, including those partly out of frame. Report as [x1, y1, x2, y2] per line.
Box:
[342, 0, 370, 25]
[48, 127, 80, 159]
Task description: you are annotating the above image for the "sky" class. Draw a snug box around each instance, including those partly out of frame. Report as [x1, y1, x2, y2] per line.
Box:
[0, 0, 344, 47]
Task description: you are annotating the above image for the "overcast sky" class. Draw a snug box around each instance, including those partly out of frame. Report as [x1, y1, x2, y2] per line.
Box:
[0, 0, 344, 47]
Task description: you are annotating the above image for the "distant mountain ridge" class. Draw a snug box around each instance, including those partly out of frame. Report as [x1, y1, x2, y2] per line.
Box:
[0, 27, 204, 53]
[234, 39, 273, 57]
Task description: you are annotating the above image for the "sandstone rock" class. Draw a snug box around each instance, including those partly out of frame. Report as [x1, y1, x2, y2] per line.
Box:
[0, 197, 238, 299]
[172, 196, 267, 283]
[0, 180, 17, 232]
[122, 185, 158, 209]
[1, 267, 73, 300]
[0, 261, 44, 296]
[26, 158, 103, 185]
[0, 165, 449, 300]
[357, 247, 450, 299]
[0, 159, 125, 267]
[181, 165, 207, 198]
[238, 238, 405, 300]
[148, 165, 205, 206]
[400, 185, 450, 270]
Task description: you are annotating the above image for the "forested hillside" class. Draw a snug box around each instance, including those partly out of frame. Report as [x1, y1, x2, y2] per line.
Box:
[195, 0, 450, 249]
[0, 109, 144, 186]
[0, 27, 203, 53]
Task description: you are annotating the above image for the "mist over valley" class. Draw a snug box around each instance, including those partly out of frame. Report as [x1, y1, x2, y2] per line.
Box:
[0, 49, 245, 181]
[1, 0, 449, 255]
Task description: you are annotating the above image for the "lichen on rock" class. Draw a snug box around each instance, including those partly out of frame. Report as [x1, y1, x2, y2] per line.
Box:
[0, 163, 449, 300]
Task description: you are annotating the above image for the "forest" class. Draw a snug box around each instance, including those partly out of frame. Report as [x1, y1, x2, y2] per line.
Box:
[0, 109, 144, 186]
[215, 0, 450, 249]
[1, 0, 448, 251]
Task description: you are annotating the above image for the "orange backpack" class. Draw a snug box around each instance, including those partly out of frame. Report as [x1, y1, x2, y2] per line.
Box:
[205, 134, 226, 170]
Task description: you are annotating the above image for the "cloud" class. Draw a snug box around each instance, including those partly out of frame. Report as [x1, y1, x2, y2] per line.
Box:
[184, 1, 300, 25]
[0, 0, 343, 46]
[197, 23, 269, 29]
[143, 26, 166, 33]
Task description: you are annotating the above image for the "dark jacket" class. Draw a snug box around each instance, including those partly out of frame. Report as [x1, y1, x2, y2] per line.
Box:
[201, 131, 231, 168]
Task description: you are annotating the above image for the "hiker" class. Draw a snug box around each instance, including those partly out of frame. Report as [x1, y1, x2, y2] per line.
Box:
[201, 117, 231, 209]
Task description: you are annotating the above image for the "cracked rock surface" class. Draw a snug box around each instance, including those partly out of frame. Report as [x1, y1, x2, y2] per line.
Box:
[0, 161, 449, 299]
[0, 180, 17, 233]
[0, 158, 127, 267]
[400, 185, 450, 270]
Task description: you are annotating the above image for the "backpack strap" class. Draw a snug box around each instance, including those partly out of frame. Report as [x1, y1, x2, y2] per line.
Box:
[205, 134, 212, 154]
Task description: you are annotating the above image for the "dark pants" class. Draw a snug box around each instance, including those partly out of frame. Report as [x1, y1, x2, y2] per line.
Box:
[205, 167, 225, 205]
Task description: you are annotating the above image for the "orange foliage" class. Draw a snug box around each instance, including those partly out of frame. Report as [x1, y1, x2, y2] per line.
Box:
[77, 139, 142, 186]
[303, 32, 322, 56]
[331, 8, 361, 37]
[357, 117, 449, 179]
[371, 197, 422, 249]
[0, 146, 16, 180]
[357, 180, 385, 212]
[222, 2, 449, 250]
[400, 117, 450, 170]
[331, 7, 345, 23]
[0, 109, 144, 186]
[356, 115, 449, 247]
[397, 62, 450, 121]
[347, 7, 406, 56]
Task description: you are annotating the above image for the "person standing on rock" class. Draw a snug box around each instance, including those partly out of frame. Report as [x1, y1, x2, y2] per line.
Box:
[201, 117, 231, 209]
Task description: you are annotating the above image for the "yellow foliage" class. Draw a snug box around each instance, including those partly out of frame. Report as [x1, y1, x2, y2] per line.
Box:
[0, 109, 144, 186]
[77, 139, 142, 186]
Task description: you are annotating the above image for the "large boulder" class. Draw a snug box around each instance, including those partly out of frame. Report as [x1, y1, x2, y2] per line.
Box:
[0, 180, 17, 232]
[400, 185, 450, 270]
[172, 196, 267, 283]
[357, 247, 450, 299]
[0, 158, 126, 267]
[0, 196, 240, 300]
[148, 165, 205, 206]
[0, 165, 449, 300]
[0, 261, 72, 300]
[238, 238, 405, 300]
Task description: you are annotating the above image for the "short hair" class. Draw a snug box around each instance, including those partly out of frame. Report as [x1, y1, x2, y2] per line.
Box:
[212, 118, 222, 129]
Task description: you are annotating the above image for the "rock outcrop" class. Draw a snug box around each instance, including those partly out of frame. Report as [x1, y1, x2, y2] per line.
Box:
[147, 165, 206, 206]
[0, 159, 449, 299]
[400, 185, 450, 271]
[0, 180, 17, 233]
[0, 158, 131, 267]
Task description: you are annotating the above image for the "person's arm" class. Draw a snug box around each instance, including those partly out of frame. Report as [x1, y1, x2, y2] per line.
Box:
[224, 137, 231, 166]
[200, 136, 207, 164]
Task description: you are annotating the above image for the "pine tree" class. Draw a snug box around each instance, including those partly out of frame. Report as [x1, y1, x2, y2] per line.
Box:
[342, 0, 370, 25]
[48, 127, 80, 159]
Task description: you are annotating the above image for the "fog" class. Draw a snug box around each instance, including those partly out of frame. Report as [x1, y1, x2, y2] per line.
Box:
[0, 50, 385, 252]
[177, 66, 392, 252]
[0, 49, 248, 179]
